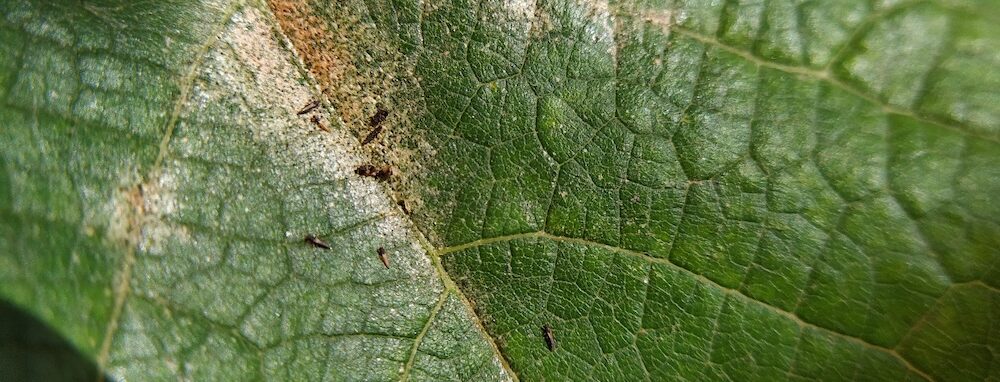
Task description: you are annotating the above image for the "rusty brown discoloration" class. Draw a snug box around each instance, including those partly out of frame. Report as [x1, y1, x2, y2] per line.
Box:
[304, 235, 331, 249]
[377, 246, 390, 269]
[266, 0, 440, 245]
[267, 0, 391, 135]
[126, 184, 146, 224]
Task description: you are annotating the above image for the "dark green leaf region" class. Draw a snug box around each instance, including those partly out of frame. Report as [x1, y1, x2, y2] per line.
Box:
[389, 0, 999, 381]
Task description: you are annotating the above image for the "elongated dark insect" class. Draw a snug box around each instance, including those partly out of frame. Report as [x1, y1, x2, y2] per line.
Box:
[355, 164, 392, 181]
[311, 115, 330, 132]
[542, 325, 555, 351]
[297, 100, 320, 115]
[377, 246, 390, 269]
[304, 235, 331, 249]
[362, 108, 389, 145]
[361, 125, 383, 146]
[397, 200, 410, 215]
[369, 108, 388, 127]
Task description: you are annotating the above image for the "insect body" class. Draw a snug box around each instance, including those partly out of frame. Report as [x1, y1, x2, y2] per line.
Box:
[377, 247, 390, 269]
[361, 108, 389, 146]
[355, 164, 392, 181]
[361, 125, 383, 146]
[542, 325, 555, 351]
[368, 108, 388, 127]
[304, 235, 331, 249]
[297, 100, 320, 115]
[310, 115, 330, 132]
[362, 108, 388, 145]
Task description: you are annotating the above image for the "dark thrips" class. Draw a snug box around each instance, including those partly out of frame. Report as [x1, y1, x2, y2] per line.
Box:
[368, 108, 388, 127]
[542, 325, 555, 351]
[361, 125, 383, 146]
[377, 246, 390, 269]
[297, 100, 320, 115]
[304, 235, 331, 249]
[355, 164, 392, 181]
[311, 115, 330, 132]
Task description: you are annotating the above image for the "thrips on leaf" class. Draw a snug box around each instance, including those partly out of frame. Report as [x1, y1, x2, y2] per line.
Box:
[542, 324, 555, 351]
[362, 108, 388, 145]
[297, 99, 320, 115]
[310, 115, 330, 132]
[355, 164, 392, 181]
[377, 246, 390, 269]
[304, 235, 331, 250]
[368, 108, 388, 127]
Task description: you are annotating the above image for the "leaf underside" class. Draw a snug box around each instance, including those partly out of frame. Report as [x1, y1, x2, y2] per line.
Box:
[1, 0, 998, 381]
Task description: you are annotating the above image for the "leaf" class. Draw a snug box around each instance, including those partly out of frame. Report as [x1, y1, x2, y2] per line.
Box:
[0, 1, 508, 381]
[2, 1, 999, 382]
[292, 0, 997, 381]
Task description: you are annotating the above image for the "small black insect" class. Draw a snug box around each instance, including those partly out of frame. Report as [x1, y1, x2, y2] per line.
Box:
[361, 125, 383, 146]
[297, 100, 320, 115]
[377, 246, 390, 269]
[368, 108, 389, 127]
[355, 164, 392, 181]
[311, 115, 330, 132]
[304, 235, 331, 249]
[542, 325, 555, 351]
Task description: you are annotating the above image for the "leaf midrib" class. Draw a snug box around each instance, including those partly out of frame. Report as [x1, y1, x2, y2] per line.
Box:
[438, 230, 949, 381]
[94, 0, 244, 373]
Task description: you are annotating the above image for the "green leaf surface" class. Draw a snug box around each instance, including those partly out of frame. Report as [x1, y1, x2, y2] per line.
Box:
[2, 0, 999, 381]
[355, 0, 999, 381]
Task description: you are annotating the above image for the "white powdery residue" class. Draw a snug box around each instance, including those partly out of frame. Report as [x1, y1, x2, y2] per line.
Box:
[138, 167, 189, 256]
[643, 8, 674, 35]
[503, 0, 536, 35]
[576, 0, 615, 57]
[673, 9, 689, 25]
[148, 169, 179, 217]
[504, 0, 534, 20]
[215, 6, 440, 284]
[493, 357, 514, 382]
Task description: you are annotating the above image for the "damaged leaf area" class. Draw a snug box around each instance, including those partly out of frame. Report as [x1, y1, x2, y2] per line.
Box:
[1, 1, 998, 382]
[0, 1, 507, 381]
